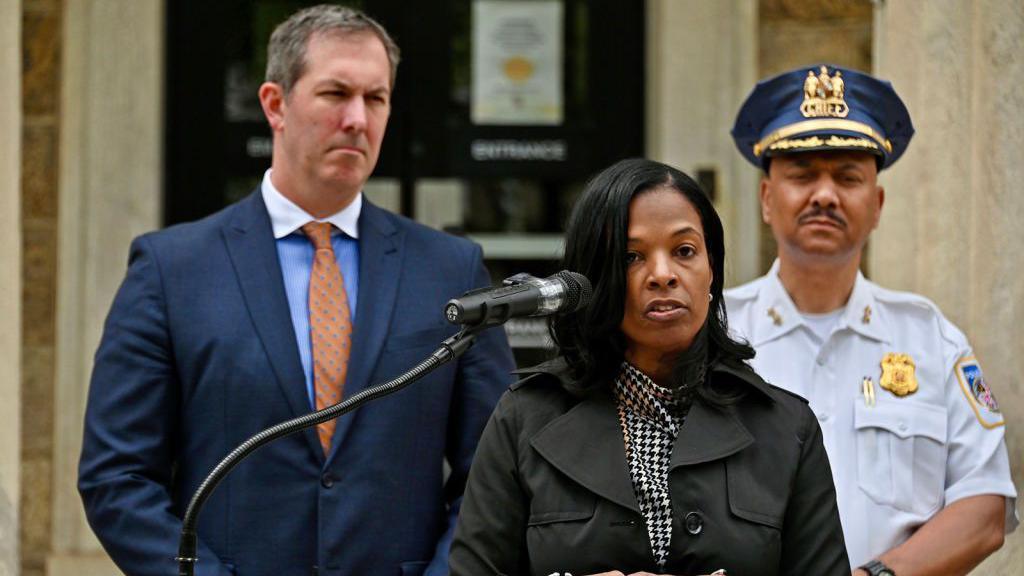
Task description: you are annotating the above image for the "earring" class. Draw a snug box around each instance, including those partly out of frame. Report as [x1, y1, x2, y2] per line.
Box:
[708, 293, 714, 301]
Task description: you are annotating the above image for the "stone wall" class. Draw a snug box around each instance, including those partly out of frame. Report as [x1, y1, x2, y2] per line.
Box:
[11, 1, 1019, 574]
[1, 1, 23, 575]
[872, 1, 1024, 572]
[46, 2, 164, 573]
[647, 0, 760, 285]
[20, 2, 62, 575]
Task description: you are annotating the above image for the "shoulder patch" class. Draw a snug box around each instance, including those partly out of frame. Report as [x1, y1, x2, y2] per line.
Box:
[955, 356, 1003, 429]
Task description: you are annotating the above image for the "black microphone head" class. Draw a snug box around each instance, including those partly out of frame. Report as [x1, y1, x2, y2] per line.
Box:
[554, 270, 592, 313]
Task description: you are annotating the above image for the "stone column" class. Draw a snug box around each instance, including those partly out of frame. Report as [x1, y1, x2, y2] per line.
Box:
[1, 1, 23, 575]
[21, 2, 64, 574]
[48, 0, 163, 573]
[872, 1, 1023, 572]
[646, 0, 761, 285]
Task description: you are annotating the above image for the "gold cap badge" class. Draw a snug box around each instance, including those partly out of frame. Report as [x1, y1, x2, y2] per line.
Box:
[801, 66, 849, 118]
[880, 352, 918, 397]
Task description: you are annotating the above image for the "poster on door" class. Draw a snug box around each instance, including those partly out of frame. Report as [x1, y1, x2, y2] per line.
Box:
[471, 0, 563, 125]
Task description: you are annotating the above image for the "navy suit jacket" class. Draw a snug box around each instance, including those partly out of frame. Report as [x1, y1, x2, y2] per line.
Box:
[78, 191, 515, 576]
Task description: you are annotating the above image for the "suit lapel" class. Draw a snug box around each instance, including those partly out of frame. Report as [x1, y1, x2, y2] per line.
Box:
[530, 392, 640, 513]
[327, 200, 402, 462]
[222, 191, 324, 462]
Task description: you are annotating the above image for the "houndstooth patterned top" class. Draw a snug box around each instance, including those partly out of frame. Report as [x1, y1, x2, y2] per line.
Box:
[614, 362, 697, 570]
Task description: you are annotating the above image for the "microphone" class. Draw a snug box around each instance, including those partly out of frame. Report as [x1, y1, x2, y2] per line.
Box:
[445, 271, 592, 327]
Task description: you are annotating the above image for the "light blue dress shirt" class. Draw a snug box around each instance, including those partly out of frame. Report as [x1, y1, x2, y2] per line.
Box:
[261, 171, 360, 408]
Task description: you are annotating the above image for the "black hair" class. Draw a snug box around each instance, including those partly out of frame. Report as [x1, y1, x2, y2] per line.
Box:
[551, 158, 755, 396]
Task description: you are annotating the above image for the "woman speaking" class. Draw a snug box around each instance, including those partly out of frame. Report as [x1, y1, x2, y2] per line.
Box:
[448, 159, 848, 576]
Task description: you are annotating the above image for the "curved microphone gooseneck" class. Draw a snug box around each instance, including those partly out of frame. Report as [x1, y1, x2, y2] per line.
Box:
[175, 270, 591, 576]
[175, 328, 481, 576]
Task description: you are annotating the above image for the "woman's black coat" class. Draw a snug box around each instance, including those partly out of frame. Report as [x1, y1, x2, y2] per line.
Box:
[449, 358, 849, 576]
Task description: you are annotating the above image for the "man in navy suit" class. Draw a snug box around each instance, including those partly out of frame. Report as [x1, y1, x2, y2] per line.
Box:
[78, 6, 514, 576]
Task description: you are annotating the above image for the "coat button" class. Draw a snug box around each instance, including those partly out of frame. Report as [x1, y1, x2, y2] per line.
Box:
[684, 511, 703, 535]
[321, 473, 335, 488]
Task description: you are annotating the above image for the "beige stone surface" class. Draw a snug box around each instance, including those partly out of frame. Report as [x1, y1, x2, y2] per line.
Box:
[873, 0, 1023, 573]
[22, 4, 60, 117]
[51, 0, 164, 562]
[647, 0, 761, 285]
[22, 122, 58, 220]
[21, 5, 61, 573]
[21, 219, 57, 348]
[759, 20, 872, 78]
[20, 347, 55, 460]
[1, 0, 22, 573]
[46, 553, 120, 576]
[20, 348, 55, 576]
[760, 0, 873, 22]
[19, 459, 52, 575]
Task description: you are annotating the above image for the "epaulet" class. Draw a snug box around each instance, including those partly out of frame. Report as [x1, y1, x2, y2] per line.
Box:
[869, 282, 967, 349]
[768, 384, 810, 404]
[509, 356, 572, 392]
[509, 372, 551, 391]
[871, 282, 939, 313]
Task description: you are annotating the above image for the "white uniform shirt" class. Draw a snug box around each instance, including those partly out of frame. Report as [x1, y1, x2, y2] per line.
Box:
[724, 260, 1018, 568]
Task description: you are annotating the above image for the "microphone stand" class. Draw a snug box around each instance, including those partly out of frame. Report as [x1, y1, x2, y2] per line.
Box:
[176, 326, 483, 576]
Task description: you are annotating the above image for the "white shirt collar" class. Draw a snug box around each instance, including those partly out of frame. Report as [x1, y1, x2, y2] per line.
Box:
[755, 259, 886, 345]
[260, 169, 361, 240]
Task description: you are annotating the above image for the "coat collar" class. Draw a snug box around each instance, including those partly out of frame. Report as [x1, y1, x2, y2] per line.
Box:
[523, 357, 768, 512]
[513, 357, 777, 403]
[750, 259, 889, 346]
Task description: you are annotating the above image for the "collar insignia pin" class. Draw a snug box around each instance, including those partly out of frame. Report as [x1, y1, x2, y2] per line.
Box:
[862, 305, 872, 324]
[767, 306, 783, 326]
[880, 353, 918, 397]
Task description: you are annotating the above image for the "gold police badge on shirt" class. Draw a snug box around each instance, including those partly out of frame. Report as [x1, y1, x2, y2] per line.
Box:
[879, 353, 918, 397]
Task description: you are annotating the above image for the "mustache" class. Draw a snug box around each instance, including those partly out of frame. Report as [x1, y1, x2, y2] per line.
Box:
[798, 207, 847, 228]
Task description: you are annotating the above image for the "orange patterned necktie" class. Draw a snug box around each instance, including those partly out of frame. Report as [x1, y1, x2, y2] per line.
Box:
[302, 222, 353, 455]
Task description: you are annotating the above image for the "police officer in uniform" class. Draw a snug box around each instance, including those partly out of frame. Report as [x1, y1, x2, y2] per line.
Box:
[725, 65, 1018, 576]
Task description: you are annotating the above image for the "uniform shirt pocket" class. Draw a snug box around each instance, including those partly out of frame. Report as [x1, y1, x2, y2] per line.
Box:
[854, 401, 947, 516]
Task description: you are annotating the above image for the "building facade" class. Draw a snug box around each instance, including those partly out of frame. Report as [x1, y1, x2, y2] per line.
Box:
[3, 1, 1021, 574]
